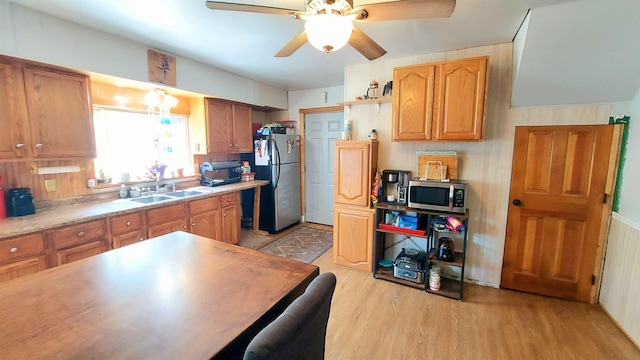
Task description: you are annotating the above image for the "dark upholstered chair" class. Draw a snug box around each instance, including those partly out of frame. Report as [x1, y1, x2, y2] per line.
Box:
[243, 272, 337, 360]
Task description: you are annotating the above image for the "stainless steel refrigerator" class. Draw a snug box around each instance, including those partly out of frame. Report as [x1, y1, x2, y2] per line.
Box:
[254, 133, 301, 233]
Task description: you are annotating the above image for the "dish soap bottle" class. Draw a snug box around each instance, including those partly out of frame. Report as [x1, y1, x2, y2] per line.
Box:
[119, 184, 127, 199]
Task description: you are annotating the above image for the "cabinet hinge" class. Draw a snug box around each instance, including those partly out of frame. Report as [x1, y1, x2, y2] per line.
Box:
[603, 193, 608, 204]
[592, 275, 596, 285]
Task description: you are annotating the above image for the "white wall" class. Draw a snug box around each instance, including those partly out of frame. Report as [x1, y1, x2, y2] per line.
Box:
[288, 85, 345, 121]
[0, 1, 287, 109]
[600, 86, 640, 347]
[615, 87, 640, 221]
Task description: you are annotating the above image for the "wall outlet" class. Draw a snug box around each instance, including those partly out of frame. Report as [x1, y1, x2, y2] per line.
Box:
[45, 179, 58, 192]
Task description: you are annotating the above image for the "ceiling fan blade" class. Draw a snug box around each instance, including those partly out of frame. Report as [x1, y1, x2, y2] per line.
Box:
[352, 0, 456, 21]
[348, 26, 387, 60]
[205, 1, 303, 16]
[275, 31, 309, 57]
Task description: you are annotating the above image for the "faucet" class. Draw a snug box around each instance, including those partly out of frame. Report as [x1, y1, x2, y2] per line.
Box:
[155, 172, 160, 193]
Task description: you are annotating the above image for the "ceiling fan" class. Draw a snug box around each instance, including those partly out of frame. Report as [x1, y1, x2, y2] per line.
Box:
[205, 0, 456, 60]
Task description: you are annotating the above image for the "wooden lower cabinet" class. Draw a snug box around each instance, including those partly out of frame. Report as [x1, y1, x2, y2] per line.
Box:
[220, 193, 240, 244]
[0, 257, 48, 282]
[51, 219, 110, 266]
[189, 196, 222, 241]
[146, 203, 188, 238]
[333, 206, 375, 272]
[0, 232, 48, 282]
[56, 241, 106, 265]
[110, 211, 146, 248]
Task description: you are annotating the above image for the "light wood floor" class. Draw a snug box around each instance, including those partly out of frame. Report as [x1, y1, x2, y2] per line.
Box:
[311, 245, 640, 360]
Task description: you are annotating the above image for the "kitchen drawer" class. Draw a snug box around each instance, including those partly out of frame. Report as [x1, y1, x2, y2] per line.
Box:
[189, 196, 220, 215]
[147, 203, 186, 227]
[0, 233, 46, 263]
[111, 212, 145, 235]
[220, 192, 238, 206]
[52, 219, 107, 249]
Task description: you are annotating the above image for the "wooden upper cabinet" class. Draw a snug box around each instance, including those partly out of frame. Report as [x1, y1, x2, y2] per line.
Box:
[23, 65, 95, 157]
[392, 56, 488, 142]
[0, 61, 28, 159]
[205, 98, 252, 153]
[392, 63, 435, 141]
[433, 56, 488, 141]
[232, 104, 253, 153]
[205, 99, 233, 153]
[334, 140, 379, 208]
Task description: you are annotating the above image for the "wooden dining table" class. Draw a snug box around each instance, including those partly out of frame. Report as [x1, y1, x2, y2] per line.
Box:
[0, 231, 319, 359]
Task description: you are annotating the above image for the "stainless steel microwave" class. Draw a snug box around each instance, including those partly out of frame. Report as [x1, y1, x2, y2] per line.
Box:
[408, 180, 467, 214]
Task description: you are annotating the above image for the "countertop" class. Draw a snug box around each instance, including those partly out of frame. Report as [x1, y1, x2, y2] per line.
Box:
[0, 180, 269, 240]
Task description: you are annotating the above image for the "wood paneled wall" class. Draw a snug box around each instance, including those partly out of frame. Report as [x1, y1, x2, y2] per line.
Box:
[344, 42, 612, 287]
[0, 159, 93, 201]
[600, 214, 640, 347]
[91, 82, 192, 115]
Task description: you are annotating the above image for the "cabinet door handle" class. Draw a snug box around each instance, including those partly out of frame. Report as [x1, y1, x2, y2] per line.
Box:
[35, 143, 43, 149]
[227, 198, 232, 202]
[183, 225, 188, 229]
[10, 247, 18, 253]
[228, 144, 233, 147]
[234, 144, 238, 147]
[139, 238, 145, 241]
[126, 221, 131, 226]
[512, 199, 522, 206]
[78, 231, 85, 237]
[191, 223, 196, 227]
[15, 143, 24, 149]
[223, 213, 227, 217]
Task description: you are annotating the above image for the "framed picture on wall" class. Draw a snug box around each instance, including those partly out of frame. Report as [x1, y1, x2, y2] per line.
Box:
[148, 49, 176, 86]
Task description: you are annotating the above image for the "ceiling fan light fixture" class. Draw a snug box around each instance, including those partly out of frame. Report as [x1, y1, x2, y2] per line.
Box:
[304, 13, 353, 53]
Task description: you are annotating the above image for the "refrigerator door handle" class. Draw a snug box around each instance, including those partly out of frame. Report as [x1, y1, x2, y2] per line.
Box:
[273, 140, 281, 190]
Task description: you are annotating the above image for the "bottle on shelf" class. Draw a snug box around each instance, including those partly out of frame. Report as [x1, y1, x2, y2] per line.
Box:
[119, 184, 128, 199]
[447, 216, 465, 232]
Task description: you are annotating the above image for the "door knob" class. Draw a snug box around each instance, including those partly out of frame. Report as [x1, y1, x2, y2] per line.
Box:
[512, 199, 522, 206]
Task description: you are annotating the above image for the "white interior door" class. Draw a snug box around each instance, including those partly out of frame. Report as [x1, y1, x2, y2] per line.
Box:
[304, 111, 343, 225]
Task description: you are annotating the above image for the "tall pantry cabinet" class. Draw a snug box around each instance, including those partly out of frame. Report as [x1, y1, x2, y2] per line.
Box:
[333, 139, 378, 272]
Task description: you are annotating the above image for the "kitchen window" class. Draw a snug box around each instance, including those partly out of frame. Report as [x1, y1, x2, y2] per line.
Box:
[92, 108, 192, 184]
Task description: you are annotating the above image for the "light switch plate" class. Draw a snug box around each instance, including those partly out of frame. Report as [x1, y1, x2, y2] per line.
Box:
[45, 179, 57, 192]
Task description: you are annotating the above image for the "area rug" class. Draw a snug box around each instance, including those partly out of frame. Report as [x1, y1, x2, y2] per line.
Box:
[257, 226, 333, 264]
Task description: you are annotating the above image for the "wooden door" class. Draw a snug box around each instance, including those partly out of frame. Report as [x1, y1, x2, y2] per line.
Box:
[112, 230, 145, 248]
[333, 206, 374, 272]
[22, 66, 95, 158]
[232, 104, 253, 153]
[147, 219, 187, 238]
[334, 140, 376, 207]
[0, 61, 28, 159]
[0, 257, 48, 282]
[221, 204, 239, 244]
[391, 63, 435, 141]
[56, 240, 107, 266]
[433, 56, 488, 141]
[190, 209, 222, 241]
[502, 125, 618, 303]
[205, 99, 232, 153]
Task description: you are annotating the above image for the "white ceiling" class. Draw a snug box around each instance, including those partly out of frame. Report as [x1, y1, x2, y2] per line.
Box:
[6, 0, 640, 107]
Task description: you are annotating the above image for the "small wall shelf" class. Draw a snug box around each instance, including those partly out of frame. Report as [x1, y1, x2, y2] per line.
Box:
[338, 97, 392, 114]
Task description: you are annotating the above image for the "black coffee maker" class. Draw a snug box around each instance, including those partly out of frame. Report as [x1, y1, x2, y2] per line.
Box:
[381, 170, 410, 205]
[437, 237, 455, 262]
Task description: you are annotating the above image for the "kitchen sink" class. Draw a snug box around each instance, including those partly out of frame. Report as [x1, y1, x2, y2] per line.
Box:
[165, 190, 207, 198]
[129, 195, 174, 204]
